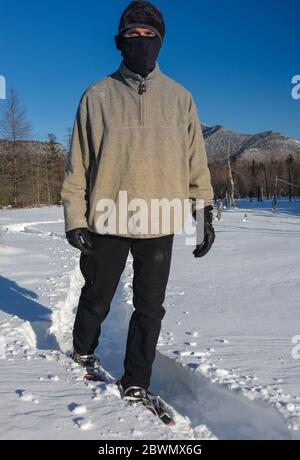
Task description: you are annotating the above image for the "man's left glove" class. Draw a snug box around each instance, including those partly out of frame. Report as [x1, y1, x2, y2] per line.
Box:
[193, 205, 215, 258]
[66, 228, 94, 256]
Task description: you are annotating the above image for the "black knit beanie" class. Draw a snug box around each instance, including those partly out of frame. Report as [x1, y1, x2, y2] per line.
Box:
[116, 0, 166, 47]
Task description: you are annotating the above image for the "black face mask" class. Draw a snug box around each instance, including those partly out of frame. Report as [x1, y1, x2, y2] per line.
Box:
[119, 35, 162, 78]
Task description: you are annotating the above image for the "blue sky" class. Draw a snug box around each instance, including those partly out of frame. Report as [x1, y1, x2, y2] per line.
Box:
[0, 0, 299, 144]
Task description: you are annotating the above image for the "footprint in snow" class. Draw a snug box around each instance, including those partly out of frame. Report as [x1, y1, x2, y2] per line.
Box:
[215, 338, 230, 344]
[192, 351, 208, 357]
[73, 417, 93, 430]
[186, 331, 199, 337]
[68, 403, 87, 415]
[48, 374, 59, 382]
[187, 363, 199, 370]
[16, 390, 39, 404]
[92, 394, 103, 401]
[185, 342, 197, 347]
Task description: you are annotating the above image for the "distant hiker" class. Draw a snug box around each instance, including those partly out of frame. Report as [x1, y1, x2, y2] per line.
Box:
[61, 0, 215, 409]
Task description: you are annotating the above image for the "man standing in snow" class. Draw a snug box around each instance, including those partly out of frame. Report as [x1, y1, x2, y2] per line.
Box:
[61, 1, 215, 406]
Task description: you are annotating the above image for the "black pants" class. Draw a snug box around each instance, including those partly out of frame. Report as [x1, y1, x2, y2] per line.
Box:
[73, 232, 174, 390]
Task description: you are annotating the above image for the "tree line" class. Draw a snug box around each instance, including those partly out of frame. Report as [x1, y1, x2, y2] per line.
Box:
[0, 89, 68, 208]
[210, 154, 300, 207]
[0, 89, 299, 209]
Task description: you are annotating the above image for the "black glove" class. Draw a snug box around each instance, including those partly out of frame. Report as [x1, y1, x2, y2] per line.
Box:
[192, 205, 215, 258]
[66, 228, 93, 256]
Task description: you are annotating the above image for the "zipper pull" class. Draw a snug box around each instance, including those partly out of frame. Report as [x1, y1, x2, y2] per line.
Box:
[138, 79, 146, 95]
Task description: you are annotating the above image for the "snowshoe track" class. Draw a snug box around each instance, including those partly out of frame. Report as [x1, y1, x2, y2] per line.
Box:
[4, 220, 296, 439]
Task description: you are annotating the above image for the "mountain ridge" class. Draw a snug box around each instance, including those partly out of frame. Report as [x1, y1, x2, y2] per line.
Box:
[202, 124, 300, 163]
[1, 125, 300, 164]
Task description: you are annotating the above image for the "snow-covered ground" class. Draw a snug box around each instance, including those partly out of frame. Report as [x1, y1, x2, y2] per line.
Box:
[0, 200, 299, 440]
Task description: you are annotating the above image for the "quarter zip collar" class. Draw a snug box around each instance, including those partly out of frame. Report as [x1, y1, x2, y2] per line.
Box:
[117, 59, 162, 91]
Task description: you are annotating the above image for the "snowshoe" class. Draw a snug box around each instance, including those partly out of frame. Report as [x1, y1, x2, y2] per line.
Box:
[70, 350, 108, 382]
[116, 379, 174, 426]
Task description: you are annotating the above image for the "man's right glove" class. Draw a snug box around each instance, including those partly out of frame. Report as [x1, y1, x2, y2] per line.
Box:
[192, 205, 215, 258]
[66, 228, 93, 256]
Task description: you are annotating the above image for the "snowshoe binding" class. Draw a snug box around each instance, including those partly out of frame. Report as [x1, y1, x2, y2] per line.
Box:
[71, 350, 108, 382]
[116, 379, 174, 426]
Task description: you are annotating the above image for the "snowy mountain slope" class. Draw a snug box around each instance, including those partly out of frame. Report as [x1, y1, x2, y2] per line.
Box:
[2, 124, 300, 169]
[202, 124, 250, 162]
[202, 124, 300, 162]
[0, 202, 299, 439]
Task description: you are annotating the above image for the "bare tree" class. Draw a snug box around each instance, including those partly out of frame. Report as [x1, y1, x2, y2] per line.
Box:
[227, 141, 237, 208]
[45, 133, 60, 204]
[260, 162, 269, 200]
[249, 159, 263, 202]
[286, 154, 294, 202]
[65, 127, 72, 151]
[35, 142, 41, 206]
[0, 89, 32, 206]
[43, 139, 51, 206]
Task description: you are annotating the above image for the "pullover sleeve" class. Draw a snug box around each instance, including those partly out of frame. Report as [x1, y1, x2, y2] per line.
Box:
[188, 94, 214, 213]
[61, 96, 91, 232]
